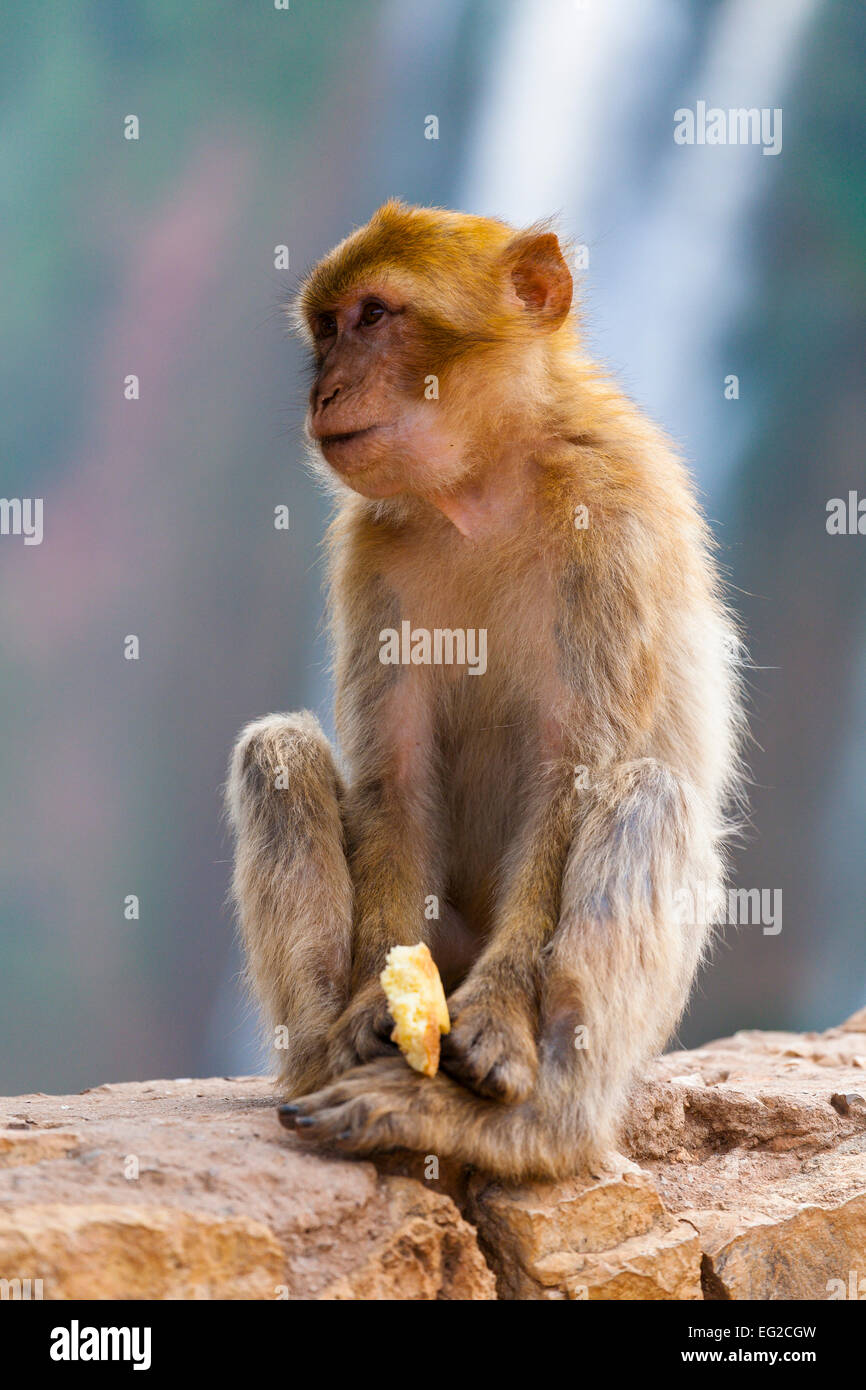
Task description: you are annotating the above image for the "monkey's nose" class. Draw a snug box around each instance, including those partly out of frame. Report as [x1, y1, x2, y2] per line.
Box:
[317, 382, 341, 411]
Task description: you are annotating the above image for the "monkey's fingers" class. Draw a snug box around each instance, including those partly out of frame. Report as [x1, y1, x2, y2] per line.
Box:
[373, 1006, 396, 1045]
[326, 994, 397, 1074]
[440, 1007, 537, 1104]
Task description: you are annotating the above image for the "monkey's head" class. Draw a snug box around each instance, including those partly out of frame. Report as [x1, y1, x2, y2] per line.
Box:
[294, 200, 574, 500]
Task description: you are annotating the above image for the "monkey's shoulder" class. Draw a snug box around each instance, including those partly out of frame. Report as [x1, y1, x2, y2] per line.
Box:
[534, 433, 713, 580]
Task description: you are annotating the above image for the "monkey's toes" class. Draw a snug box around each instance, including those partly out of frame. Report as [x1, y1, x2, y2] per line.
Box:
[277, 1080, 409, 1156]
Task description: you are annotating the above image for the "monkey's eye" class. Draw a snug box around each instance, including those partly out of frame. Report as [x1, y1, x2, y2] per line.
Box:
[314, 311, 337, 340]
[359, 300, 386, 326]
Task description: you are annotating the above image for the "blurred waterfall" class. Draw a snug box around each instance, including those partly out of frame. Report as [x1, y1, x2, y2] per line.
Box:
[457, 0, 821, 502]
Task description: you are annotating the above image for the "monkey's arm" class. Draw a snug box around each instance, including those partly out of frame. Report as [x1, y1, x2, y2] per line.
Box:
[326, 565, 445, 1073]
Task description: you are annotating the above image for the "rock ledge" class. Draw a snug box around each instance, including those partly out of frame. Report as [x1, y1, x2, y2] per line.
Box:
[1, 1009, 865, 1300]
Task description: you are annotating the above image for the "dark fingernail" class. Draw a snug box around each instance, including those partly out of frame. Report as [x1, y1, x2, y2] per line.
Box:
[295, 1115, 316, 1128]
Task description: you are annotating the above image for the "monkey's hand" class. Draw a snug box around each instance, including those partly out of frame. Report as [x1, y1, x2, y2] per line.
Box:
[326, 978, 396, 1075]
[440, 979, 537, 1103]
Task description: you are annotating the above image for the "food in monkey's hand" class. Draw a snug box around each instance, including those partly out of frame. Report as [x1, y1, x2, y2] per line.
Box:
[380, 943, 450, 1077]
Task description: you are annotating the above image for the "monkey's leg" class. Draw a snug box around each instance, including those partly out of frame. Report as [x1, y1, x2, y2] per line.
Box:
[531, 756, 720, 1165]
[282, 759, 721, 1180]
[226, 712, 354, 1095]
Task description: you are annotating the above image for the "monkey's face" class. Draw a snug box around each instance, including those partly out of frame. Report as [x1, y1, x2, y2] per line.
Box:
[303, 285, 464, 500]
[297, 202, 574, 501]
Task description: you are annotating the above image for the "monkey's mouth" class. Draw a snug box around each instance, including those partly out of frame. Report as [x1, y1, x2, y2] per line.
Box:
[318, 425, 379, 450]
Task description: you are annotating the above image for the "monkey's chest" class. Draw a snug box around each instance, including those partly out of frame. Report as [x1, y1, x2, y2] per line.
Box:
[394, 544, 558, 694]
[389, 547, 561, 905]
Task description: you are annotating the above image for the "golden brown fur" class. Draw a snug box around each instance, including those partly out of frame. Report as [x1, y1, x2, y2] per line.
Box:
[226, 200, 744, 1180]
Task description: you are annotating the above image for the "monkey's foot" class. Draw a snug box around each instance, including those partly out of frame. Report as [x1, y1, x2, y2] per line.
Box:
[440, 990, 537, 1103]
[278, 1056, 480, 1158]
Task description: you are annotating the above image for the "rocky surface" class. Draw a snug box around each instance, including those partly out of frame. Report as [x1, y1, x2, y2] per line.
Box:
[1, 1008, 864, 1300]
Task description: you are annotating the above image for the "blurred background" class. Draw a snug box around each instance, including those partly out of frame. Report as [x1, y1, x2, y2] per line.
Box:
[1, 0, 864, 1096]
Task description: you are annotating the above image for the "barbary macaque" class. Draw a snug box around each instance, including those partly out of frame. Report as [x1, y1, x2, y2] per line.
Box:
[226, 200, 744, 1180]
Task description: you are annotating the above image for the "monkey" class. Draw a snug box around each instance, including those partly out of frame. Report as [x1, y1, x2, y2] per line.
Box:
[226, 199, 744, 1181]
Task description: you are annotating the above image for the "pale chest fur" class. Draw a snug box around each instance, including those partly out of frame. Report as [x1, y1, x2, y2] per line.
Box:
[377, 520, 561, 705]
[370, 523, 566, 916]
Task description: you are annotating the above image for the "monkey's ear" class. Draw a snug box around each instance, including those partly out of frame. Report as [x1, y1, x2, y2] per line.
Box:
[504, 231, 572, 331]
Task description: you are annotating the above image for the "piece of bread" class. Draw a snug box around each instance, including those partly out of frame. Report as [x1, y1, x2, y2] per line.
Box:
[379, 943, 451, 1077]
